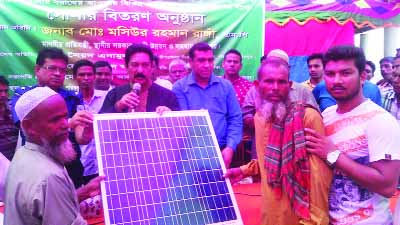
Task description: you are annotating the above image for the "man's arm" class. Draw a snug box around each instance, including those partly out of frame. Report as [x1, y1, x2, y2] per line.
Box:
[76, 176, 104, 202]
[99, 89, 118, 113]
[40, 173, 87, 225]
[172, 81, 189, 110]
[166, 90, 180, 111]
[241, 86, 256, 134]
[225, 84, 243, 151]
[222, 84, 243, 168]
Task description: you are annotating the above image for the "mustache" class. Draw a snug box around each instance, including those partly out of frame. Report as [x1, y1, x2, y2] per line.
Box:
[135, 73, 146, 79]
[331, 85, 345, 89]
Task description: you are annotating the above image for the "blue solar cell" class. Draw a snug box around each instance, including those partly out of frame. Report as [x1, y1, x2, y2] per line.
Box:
[94, 111, 242, 225]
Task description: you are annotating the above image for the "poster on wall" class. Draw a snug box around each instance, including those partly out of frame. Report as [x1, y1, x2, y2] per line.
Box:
[0, 0, 264, 94]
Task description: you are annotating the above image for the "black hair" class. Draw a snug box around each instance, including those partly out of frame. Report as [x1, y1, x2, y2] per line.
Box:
[379, 57, 394, 65]
[307, 53, 324, 65]
[223, 49, 242, 62]
[72, 59, 94, 76]
[36, 47, 68, 66]
[0, 75, 9, 86]
[260, 55, 267, 63]
[125, 43, 154, 66]
[365, 61, 376, 73]
[188, 42, 212, 59]
[94, 60, 112, 71]
[323, 45, 366, 74]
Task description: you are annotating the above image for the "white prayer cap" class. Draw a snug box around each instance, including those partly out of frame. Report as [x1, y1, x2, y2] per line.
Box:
[267, 49, 289, 64]
[15, 86, 58, 121]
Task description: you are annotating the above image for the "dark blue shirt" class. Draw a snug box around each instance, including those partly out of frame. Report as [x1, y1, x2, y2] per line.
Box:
[312, 80, 382, 112]
[172, 73, 243, 150]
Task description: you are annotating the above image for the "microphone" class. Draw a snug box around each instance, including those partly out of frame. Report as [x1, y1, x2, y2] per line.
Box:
[131, 83, 141, 112]
[132, 83, 141, 95]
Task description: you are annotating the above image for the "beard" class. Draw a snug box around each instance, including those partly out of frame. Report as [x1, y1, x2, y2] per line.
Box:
[41, 137, 76, 164]
[256, 98, 287, 124]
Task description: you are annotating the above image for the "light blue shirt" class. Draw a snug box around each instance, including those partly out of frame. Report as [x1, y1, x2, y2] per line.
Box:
[78, 89, 107, 176]
[172, 73, 242, 150]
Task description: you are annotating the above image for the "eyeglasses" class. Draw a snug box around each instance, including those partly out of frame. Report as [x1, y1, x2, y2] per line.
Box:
[42, 65, 67, 74]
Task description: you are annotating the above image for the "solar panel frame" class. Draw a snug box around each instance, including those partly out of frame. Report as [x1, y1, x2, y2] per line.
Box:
[93, 110, 243, 225]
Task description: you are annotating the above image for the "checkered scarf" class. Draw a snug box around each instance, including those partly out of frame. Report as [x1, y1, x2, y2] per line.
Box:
[264, 102, 311, 219]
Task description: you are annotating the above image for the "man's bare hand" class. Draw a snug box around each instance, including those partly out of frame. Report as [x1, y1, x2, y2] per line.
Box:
[155, 106, 171, 115]
[69, 110, 93, 130]
[115, 92, 139, 112]
[305, 128, 336, 160]
[221, 147, 234, 169]
[77, 176, 105, 202]
[224, 167, 245, 185]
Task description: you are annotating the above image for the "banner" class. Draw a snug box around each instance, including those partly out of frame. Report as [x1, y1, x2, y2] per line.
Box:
[265, 0, 400, 29]
[0, 0, 264, 94]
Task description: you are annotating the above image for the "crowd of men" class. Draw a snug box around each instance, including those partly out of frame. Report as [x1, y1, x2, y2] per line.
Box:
[0, 42, 400, 225]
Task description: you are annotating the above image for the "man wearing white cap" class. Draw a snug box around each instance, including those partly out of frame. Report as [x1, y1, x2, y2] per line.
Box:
[4, 87, 100, 225]
[242, 49, 318, 158]
[225, 55, 332, 225]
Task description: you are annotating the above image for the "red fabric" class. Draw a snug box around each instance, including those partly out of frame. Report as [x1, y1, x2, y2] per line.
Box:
[264, 103, 311, 219]
[265, 20, 355, 56]
[223, 76, 253, 106]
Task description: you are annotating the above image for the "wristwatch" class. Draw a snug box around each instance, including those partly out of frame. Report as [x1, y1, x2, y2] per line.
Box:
[327, 150, 341, 166]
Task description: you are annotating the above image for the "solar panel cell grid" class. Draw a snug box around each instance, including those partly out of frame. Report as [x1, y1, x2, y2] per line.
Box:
[94, 110, 243, 225]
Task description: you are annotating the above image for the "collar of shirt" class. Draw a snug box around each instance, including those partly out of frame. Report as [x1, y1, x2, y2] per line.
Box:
[222, 75, 243, 85]
[186, 72, 221, 88]
[77, 89, 106, 105]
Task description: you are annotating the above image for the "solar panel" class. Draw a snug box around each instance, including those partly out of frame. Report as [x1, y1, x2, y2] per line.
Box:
[93, 110, 243, 225]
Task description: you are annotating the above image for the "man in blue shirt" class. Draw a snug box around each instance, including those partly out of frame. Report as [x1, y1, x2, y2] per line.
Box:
[172, 42, 242, 168]
[10, 47, 91, 187]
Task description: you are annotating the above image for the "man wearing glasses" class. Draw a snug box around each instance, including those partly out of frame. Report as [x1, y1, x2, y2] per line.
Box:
[10, 47, 91, 188]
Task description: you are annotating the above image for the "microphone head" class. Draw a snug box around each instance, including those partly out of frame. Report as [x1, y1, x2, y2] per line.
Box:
[132, 83, 141, 94]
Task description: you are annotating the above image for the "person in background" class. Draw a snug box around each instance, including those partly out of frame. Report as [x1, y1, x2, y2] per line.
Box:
[10, 47, 92, 188]
[365, 60, 376, 80]
[73, 59, 107, 184]
[306, 45, 400, 225]
[0, 75, 18, 161]
[100, 44, 179, 114]
[226, 59, 331, 225]
[153, 55, 173, 90]
[242, 50, 318, 159]
[94, 60, 113, 91]
[173, 42, 242, 168]
[302, 53, 324, 90]
[222, 49, 253, 106]
[5, 87, 103, 225]
[377, 56, 394, 96]
[0, 147, 10, 201]
[168, 58, 189, 84]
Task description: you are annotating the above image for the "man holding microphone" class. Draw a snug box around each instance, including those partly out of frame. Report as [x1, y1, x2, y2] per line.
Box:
[99, 44, 179, 114]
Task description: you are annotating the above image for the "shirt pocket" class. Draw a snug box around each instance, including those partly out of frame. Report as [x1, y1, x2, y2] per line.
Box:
[207, 95, 227, 115]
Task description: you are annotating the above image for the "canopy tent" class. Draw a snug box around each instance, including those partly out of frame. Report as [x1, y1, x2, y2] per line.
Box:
[263, 0, 400, 82]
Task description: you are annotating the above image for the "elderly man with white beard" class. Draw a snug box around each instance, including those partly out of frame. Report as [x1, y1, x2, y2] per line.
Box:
[225, 59, 332, 225]
[4, 87, 102, 225]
